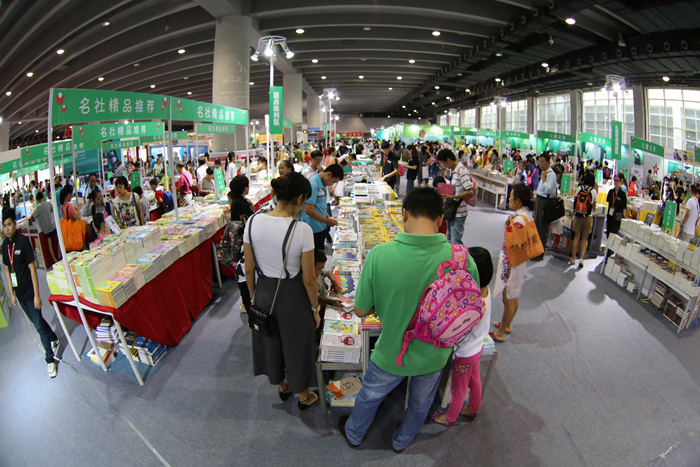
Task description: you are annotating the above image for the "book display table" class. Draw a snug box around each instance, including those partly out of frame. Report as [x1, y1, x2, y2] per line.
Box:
[470, 169, 513, 210]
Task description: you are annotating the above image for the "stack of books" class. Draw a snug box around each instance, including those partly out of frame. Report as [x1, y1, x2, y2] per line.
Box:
[664, 295, 685, 325]
[87, 346, 116, 368]
[95, 318, 117, 344]
[650, 281, 668, 309]
[95, 275, 137, 308]
[132, 336, 167, 366]
[361, 314, 382, 331]
[320, 331, 361, 364]
[136, 252, 168, 276]
[117, 264, 146, 290]
[327, 375, 363, 407]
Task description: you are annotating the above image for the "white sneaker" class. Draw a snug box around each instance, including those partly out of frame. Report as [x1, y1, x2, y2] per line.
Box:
[47, 362, 58, 378]
[51, 339, 60, 355]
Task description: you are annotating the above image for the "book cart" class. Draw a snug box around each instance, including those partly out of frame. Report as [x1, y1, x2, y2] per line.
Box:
[599, 218, 700, 333]
[45, 87, 250, 384]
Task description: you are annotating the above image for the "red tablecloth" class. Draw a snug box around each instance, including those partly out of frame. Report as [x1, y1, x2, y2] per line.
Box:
[49, 239, 213, 346]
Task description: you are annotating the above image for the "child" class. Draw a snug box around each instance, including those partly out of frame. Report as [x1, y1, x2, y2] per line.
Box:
[89, 213, 110, 250]
[132, 186, 149, 224]
[432, 176, 448, 236]
[430, 246, 493, 426]
[314, 249, 343, 308]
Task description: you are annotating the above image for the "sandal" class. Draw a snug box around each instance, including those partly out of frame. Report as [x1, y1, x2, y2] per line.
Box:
[429, 410, 455, 427]
[493, 322, 511, 334]
[278, 383, 292, 402]
[298, 391, 319, 411]
[489, 331, 506, 343]
[461, 407, 478, 420]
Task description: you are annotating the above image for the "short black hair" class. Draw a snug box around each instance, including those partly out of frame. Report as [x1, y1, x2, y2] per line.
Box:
[149, 178, 159, 187]
[538, 153, 551, 162]
[310, 149, 323, 160]
[436, 148, 456, 162]
[380, 141, 391, 150]
[402, 187, 443, 221]
[3, 208, 16, 224]
[133, 186, 143, 196]
[176, 162, 185, 169]
[115, 175, 129, 188]
[324, 164, 344, 180]
[270, 172, 312, 203]
[469, 246, 493, 288]
[36, 192, 44, 202]
[229, 175, 249, 197]
[314, 248, 327, 264]
[432, 175, 446, 188]
[206, 167, 214, 176]
[198, 156, 207, 165]
[583, 171, 596, 187]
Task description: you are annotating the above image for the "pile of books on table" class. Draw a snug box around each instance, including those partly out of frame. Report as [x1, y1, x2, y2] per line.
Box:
[321, 307, 362, 364]
[95, 275, 138, 308]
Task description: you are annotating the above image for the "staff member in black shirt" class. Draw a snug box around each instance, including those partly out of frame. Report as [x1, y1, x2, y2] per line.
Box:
[379, 140, 400, 193]
[2, 208, 59, 378]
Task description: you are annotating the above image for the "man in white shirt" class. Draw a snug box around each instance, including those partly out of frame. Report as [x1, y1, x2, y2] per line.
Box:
[196, 156, 209, 184]
[302, 150, 324, 180]
[436, 149, 474, 245]
[679, 185, 700, 242]
[533, 153, 558, 261]
[82, 173, 103, 204]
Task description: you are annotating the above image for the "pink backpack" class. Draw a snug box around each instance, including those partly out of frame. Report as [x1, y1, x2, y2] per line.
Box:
[396, 245, 483, 366]
[465, 175, 478, 207]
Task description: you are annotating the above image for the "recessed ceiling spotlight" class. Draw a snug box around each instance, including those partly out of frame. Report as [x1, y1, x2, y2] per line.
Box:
[409, 59, 415, 64]
[296, 28, 305, 34]
[18, 122, 21, 124]
[541, 62, 549, 67]
[150, 84, 156, 88]
[364, 26, 372, 31]
[312, 59, 318, 63]
[444, 110, 448, 113]
[358, 75, 364, 79]
[187, 91, 192, 95]
[495, 77, 501, 82]
[447, 96, 452, 100]
[402, 105, 406, 108]
[178, 49, 186, 54]
[26, 72, 33, 77]
[134, 63, 140, 67]
[466, 88, 471, 92]
[5, 91, 11, 96]
[397, 76, 402, 80]
[495, 53, 503, 57]
[565, 17, 576, 25]
[432, 30, 441, 36]
[321, 76, 327, 80]
[388, 87, 393, 90]
[418, 117, 421, 120]
[56, 49, 65, 55]
[97, 77, 104, 81]
[663, 76, 670, 82]
[456, 73, 463, 76]
[431, 102, 436, 105]
[102, 21, 110, 27]
[434, 85, 440, 89]
[249, 81, 254, 85]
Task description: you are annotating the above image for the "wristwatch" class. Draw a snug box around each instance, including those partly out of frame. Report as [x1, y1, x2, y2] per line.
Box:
[312, 304, 321, 313]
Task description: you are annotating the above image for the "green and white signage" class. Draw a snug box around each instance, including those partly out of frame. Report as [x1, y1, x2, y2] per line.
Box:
[51, 89, 171, 125]
[130, 171, 142, 190]
[282, 118, 292, 129]
[104, 140, 138, 151]
[630, 136, 664, 156]
[73, 121, 164, 145]
[21, 140, 75, 166]
[197, 123, 235, 134]
[500, 130, 529, 140]
[174, 97, 247, 125]
[503, 160, 514, 174]
[560, 174, 572, 196]
[662, 201, 677, 232]
[269, 86, 283, 135]
[611, 120, 622, 159]
[578, 131, 612, 147]
[537, 130, 575, 143]
[214, 168, 226, 198]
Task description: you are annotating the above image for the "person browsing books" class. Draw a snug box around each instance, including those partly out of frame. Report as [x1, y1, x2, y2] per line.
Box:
[300, 165, 344, 251]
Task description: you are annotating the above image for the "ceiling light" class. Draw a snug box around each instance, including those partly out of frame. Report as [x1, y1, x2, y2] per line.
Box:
[409, 59, 415, 64]
[457, 73, 463, 76]
[184, 77, 188, 80]
[402, 105, 406, 108]
[150, 84, 156, 88]
[432, 30, 441, 36]
[618, 33, 626, 48]
[249, 81, 254, 85]
[418, 117, 421, 120]
[251, 52, 259, 61]
[495, 77, 501, 82]
[312, 59, 318, 63]
[97, 77, 104, 81]
[133, 63, 140, 67]
[187, 91, 192, 95]
[321, 76, 327, 80]
[296, 28, 304, 34]
[358, 75, 364, 79]
[542, 62, 549, 67]
[56, 49, 64, 55]
[444, 110, 448, 113]
[663, 76, 670, 82]
[434, 85, 440, 89]
[447, 96, 452, 100]
[178, 49, 186, 55]
[18, 122, 21, 124]
[263, 40, 273, 57]
[26, 72, 33, 77]
[495, 53, 503, 57]
[431, 102, 436, 105]
[364, 26, 371, 31]
[102, 20, 110, 27]
[466, 88, 470, 92]
[5, 91, 11, 96]
[388, 87, 393, 90]
[35, 130, 39, 133]
[286, 50, 294, 59]
[397, 76, 402, 80]
[565, 18, 576, 25]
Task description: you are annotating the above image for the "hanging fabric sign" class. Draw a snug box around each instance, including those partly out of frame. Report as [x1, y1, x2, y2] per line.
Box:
[631, 136, 664, 157]
[50, 89, 171, 125]
[269, 86, 283, 135]
[175, 97, 247, 125]
[611, 120, 622, 159]
[197, 123, 235, 134]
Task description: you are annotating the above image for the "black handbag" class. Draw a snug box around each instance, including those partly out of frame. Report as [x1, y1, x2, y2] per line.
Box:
[247, 214, 297, 336]
[444, 198, 462, 221]
[544, 197, 565, 223]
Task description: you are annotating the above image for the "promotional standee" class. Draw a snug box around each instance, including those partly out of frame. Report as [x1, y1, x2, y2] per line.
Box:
[46, 87, 248, 385]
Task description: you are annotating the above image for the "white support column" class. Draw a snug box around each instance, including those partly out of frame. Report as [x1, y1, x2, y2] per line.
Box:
[632, 84, 646, 139]
[0, 121, 9, 152]
[306, 93, 320, 129]
[283, 73, 302, 145]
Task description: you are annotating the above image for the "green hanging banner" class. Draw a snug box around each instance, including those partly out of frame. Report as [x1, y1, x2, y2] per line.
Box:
[130, 171, 142, 190]
[269, 86, 283, 135]
[0, 159, 21, 176]
[696, 147, 700, 164]
[282, 118, 292, 129]
[662, 201, 677, 233]
[595, 169, 603, 184]
[503, 160, 514, 173]
[50, 88, 171, 125]
[174, 97, 247, 125]
[323, 123, 328, 139]
[560, 174, 572, 196]
[20, 140, 75, 166]
[537, 130, 575, 143]
[611, 120, 622, 159]
[197, 123, 235, 134]
[214, 168, 226, 197]
[500, 130, 529, 140]
[73, 121, 164, 147]
[104, 140, 139, 151]
[477, 129, 496, 138]
[578, 131, 612, 147]
[630, 136, 664, 157]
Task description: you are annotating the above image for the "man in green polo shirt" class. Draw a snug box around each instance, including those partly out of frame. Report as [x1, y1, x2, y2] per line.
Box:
[339, 187, 479, 453]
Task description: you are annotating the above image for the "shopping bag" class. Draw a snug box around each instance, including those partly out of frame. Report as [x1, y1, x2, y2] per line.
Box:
[60, 219, 86, 252]
[504, 217, 543, 266]
[421, 166, 429, 179]
[544, 197, 565, 223]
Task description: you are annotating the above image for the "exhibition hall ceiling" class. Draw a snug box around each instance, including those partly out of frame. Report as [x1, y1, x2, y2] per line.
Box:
[1, 0, 700, 145]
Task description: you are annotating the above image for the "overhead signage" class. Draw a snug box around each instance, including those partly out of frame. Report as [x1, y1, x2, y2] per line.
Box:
[611, 120, 622, 159]
[104, 140, 138, 151]
[477, 129, 495, 138]
[130, 171, 142, 190]
[578, 131, 612, 147]
[50, 89, 171, 125]
[269, 86, 283, 135]
[20, 140, 75, 166]
[282, 118, 292, 129]
[175, 97, 247, 125]
[197, 123, 235, 134]
[73, 121, 164, 145]
[214, 168, 226, 198]
[537, 130, 575, 143]
[631, 136, 664, 157]
[500, 130, 529, 140]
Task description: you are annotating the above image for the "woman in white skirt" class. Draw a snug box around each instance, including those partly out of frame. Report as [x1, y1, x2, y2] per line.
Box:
[491, 183, 535, 342]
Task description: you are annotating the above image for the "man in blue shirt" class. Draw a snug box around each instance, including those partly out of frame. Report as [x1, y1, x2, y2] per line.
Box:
[301, 165, 344, 250]
[533, 153, 558, 261]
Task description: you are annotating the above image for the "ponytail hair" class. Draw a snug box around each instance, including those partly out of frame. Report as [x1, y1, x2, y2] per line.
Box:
[511, 183, 534, 211]
[270, 172, 311, 203]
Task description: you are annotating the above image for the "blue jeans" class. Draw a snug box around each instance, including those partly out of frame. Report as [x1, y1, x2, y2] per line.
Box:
[447, 214, 467, 245]
[345, 360, 443, 451]
[406, 178, 415, 195]
[19, 301, 57, 363]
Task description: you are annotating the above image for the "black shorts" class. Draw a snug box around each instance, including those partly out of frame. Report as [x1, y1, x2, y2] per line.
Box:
[44, 229, 57, 238]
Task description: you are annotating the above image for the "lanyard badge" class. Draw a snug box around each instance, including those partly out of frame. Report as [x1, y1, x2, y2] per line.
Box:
[7, 242, 18, 287]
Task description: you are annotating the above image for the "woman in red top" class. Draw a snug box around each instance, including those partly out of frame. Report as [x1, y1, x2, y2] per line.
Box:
[628, 176, 638, 197]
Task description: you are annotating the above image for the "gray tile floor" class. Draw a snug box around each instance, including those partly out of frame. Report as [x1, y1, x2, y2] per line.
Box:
[2, 199, 700, 466]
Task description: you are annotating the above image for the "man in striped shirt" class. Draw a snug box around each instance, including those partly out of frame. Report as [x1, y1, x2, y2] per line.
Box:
[436, 149, 474, 245]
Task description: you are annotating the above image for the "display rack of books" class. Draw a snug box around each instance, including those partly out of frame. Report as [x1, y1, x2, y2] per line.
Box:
[470, 169, 513, 209]
[601, 218, 700, 333]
